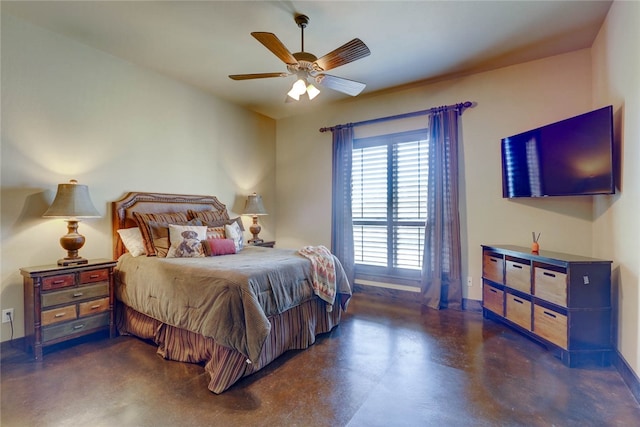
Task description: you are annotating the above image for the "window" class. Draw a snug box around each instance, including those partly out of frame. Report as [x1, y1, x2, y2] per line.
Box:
[352, 129, 429, 279]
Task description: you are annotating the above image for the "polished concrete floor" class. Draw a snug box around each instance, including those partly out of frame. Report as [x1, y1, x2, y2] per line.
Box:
[2, 293, 639, 426]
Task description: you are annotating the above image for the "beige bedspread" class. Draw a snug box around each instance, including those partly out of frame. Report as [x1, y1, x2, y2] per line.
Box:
[115, 246, 351, 363]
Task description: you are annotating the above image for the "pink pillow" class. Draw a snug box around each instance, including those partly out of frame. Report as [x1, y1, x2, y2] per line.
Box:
[205, 238, 237, 256]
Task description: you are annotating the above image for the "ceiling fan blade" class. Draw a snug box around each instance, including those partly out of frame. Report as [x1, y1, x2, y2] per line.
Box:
[316, 74, 366, 96]
[251, 32, 298, 65]
[314, 39, 370, 71]
[229, 72, 289, 80]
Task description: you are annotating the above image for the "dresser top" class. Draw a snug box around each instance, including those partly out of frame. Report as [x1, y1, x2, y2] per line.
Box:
[482, 245, 612, 265]
[20, 258, 117, 276]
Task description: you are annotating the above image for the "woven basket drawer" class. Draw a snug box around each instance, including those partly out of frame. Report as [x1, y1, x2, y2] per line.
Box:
[483, 283, 504, 316]
[533, 304, 568, 349]
[483, 252, 504, 284]
[506, 293, 532, 331]
[506, 260, 531, 294]
[534, 267, 567, 306]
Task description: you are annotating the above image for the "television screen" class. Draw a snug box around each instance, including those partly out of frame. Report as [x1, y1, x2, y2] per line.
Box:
[501, 106, 614, 198]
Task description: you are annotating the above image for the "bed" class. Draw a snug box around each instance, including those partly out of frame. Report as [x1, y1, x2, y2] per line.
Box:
[112, 192, 351, 393]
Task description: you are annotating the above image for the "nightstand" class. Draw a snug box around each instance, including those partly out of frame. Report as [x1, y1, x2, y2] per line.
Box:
[20, 259, 117, 360]
[250, 241, 275, 248]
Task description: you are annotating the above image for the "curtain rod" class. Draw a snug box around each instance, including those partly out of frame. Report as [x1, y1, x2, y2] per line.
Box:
[319, 101, 474, 133]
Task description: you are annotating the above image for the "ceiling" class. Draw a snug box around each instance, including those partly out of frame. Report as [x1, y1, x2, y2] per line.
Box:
[2, 1, 612, 120]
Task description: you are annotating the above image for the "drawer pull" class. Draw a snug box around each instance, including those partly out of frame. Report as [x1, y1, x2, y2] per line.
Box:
[543, 272, 556, 278]
[53, 279, 65, 284]
[489, 289, 497, 294]
[54, 312, 67, 318]
[490, 258, 498, 263]
[543, 311, 557, 318]
[90, 304, 101, 310]
[72, 292, 84, 298]
[89, 274, 100, 279]
[73, 324, 86, 330]
[512, 264, 523, 269]
[513, 297, 524, 304]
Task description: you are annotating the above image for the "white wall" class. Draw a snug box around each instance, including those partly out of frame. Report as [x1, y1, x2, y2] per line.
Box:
[591, 0, 640, 379]
[0, 14, 276, 341]
[276, 49, 595, 302]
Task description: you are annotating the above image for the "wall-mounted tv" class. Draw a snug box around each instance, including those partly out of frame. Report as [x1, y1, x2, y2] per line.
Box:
[501, 105, 614, 198]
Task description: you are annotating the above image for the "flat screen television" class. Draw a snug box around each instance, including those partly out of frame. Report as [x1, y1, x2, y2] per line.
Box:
[501, 105, 614, 198]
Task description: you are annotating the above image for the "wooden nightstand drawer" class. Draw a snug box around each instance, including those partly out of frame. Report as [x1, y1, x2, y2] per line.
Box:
[41, 282, 109, 308]
[80, 269, 110, 284]
[42, 306, 77, 326]
[506, 293, 532, 331]
[534, 267, 567, 306]
[42, 274, 75, 291]
[483, 283, 504, 316]
[483, 252, 504, 284]
[42, 312, 110, 343]
[79, 297, 110, 317]
[534, 304, 568, 349]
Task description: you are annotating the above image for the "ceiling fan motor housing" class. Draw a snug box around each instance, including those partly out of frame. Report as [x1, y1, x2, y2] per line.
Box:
[295, 14, 309, 28]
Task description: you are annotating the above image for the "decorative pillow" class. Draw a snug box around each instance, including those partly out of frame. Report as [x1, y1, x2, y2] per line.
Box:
[147, 221, 171, 257]
[204, 238, 237, 256]
[166, 224, 207, 258]
[133, 211, 190, 256]
[206, 226, 226, 240]
[188, 209, 229, 224]
[202, 216, 245, 231]
[147, 219, 203, 257]
[225, 221, 244, 252]
[116, 227, 146, 257]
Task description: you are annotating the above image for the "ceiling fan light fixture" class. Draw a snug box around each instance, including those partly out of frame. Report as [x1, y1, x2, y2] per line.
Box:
[287, 88, 301, 101]
[307, 83, 320, 100]
[292, 78, 307, 95]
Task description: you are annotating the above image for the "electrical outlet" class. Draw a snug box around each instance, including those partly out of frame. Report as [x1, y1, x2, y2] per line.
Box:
[467, 276, 473, 287]
[2, 308, 14, 323]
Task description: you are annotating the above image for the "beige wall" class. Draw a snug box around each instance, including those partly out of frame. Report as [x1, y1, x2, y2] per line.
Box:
[591, 0, 640, 378]
[276, 49, 595, 302]
[0, 14, 276, 341]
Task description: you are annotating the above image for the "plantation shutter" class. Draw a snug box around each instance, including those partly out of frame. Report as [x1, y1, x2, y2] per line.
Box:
[352, 130, 428, 276]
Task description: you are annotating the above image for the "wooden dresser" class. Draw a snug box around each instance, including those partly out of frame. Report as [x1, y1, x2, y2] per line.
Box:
[21, 259, 117, 359]
[481, 245, 612, 367]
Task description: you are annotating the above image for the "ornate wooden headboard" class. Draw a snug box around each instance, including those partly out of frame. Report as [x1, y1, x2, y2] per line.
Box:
[111, 192, 228, 260]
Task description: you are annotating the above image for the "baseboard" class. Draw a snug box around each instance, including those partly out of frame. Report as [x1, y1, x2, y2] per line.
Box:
[354, 283, 420, 304]
[354, 282, 483, 312]
[463, 298, 482, 312]
[1, 337, 25, 358]
[613, 349, 640, 404]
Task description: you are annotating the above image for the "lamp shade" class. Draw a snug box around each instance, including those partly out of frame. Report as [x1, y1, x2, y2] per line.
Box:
[242, 193, 267, 216]
[43, 180, 100, 218]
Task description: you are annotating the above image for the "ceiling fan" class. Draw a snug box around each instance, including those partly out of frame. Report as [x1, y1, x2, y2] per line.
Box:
[229, 14, 370, 101]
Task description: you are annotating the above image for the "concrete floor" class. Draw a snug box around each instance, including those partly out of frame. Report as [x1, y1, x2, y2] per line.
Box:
[2, 293, 639, 426]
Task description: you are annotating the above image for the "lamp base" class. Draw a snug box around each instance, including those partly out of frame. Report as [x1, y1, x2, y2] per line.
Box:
[249, 216, 263, 244]
[58, 257, 89, 266]
[57, 220, 88, 266]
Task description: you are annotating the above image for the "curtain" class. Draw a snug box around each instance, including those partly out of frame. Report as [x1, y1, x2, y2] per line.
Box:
[420, 108, 463, 310]
[331, 126, 355, 286]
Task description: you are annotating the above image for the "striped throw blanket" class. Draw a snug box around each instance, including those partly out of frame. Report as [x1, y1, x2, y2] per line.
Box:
[298, 245, 337, 311]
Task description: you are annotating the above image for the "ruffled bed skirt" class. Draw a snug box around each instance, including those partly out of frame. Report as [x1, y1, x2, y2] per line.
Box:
[116, 298, 343, 394]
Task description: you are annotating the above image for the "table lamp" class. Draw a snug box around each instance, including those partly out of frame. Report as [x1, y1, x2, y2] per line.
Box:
[242, 192, 268, 244]
[43, 179, 100, 266]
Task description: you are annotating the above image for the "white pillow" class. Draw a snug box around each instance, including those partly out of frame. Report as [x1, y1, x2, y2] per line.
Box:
[225, 222, 244, 252]
[117, 227, 146, 257]
[166, 224, 207, 258]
